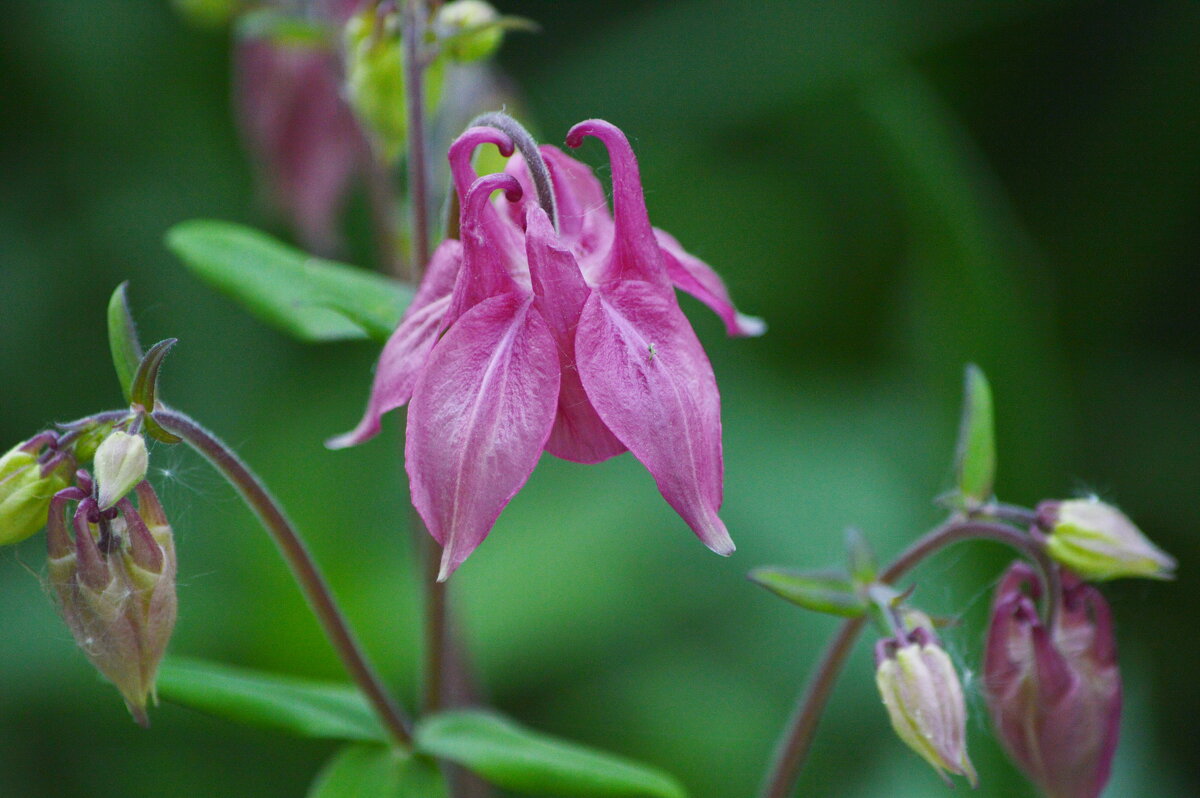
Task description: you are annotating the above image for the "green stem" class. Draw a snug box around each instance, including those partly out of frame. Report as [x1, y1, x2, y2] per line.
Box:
[153, 408, 413, 747]
[756, 518, 1056, 798]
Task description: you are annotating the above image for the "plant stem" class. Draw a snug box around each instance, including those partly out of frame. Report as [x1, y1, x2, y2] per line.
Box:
[403, 0, 430, 279]
[153, 408, 413, 747]
[400, 0, 453, 719]
[756, 518, 1056, 798]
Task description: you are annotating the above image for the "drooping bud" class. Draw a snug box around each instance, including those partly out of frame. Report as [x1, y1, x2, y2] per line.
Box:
[93, 431, 148, 510]
[1038, 498, 1175, 581]
[435, 0, 503, 62]
[0, 435, 73, 545]
[48, 484, 177, 726]
[984, 562, 1121, 798]
[875, 627, 978, 787]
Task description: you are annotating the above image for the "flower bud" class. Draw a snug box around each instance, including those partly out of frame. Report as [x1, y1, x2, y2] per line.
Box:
[47, 483, 177, 726]
[875, 628, 978, 787]
[984, 562, 1120, 798]
[0, 436, 73, 545]
[93, 431, 148, 511]
[1039, 498, 1175, 581]
[436, 0, 503, 62]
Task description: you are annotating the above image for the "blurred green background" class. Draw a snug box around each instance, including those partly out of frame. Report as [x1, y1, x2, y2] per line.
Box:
[2, 1, 1197, 796]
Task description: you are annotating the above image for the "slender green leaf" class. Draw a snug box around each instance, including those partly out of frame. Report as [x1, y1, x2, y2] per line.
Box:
[107, 282, 143, 403]
[416, 710, 686, 798]
[309, 745, 446, 798]
[844, 527, 877, 585]
[166, 220, 412, 343]
[954, 363, 995, 504]
[156, 657, 387, 742]
[747, 567, 867, 618]
[131, 339, 182, 443]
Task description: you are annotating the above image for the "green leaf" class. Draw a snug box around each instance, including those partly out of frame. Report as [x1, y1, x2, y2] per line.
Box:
[309, 744, 446, 798]
[747, 567, 867, 618]
[415, 710, 686, 798]
[156, 657, 388, 742]
[166, 220, 412, 343]
[844, 527, 877, 585]
[954, 363, 996, 504]
[107, 282, 143, 404]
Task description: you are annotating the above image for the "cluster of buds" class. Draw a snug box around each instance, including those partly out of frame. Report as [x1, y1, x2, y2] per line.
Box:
[874, 622, 978, 787]
[2, 423, 177, 727]
[984, 562, 1121, 798]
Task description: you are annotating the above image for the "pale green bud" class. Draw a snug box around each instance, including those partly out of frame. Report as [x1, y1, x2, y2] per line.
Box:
[344, 8, 445, 162]
[94, 431, 148, 511]
[875, 631, 978, 787]
[0, 441, 72, 545]
[1040, 498, 1176, 581]
[436, 0, 503, 63]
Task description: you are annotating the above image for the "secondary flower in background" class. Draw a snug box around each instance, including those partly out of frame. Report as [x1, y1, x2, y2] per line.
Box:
[1037, 497, 1176, 582]
[234, 0, 367, 254]
[332, 117, 762, 577]
[874, 626, 977, 787]
[984, 561, 1121, 798]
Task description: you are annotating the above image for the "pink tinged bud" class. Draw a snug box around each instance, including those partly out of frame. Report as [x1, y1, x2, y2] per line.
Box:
[406, 176, 560, 580]
[48, 487, 177, 727]
[984, 563, 1120, 798]
[875, 633, 978, 788]
[1040, 498, 1176, 581]
[93, 431, 148, 510]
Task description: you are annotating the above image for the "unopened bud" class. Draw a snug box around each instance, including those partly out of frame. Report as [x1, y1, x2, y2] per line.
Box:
[48, 485, 177, 726]
[94, 431, 148, 510]
[875, 628, 978, 787]
[436, 0, 503, 62]
[0, 436, 73, 545]
[1039, 498, 1175, 581]
[984, 562, 1120, 798]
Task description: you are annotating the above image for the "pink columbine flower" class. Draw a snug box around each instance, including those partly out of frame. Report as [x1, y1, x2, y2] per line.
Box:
[984, 562, 1121, 798]
[331, 118, 763, 579]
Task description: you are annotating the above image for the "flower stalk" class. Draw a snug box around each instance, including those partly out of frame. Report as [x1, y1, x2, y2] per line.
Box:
[757, 517, 1056, 798]
[151, 408, 413, 747]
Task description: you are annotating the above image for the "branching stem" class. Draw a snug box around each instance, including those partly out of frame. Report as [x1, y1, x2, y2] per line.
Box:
[757, 516, 1055, 798]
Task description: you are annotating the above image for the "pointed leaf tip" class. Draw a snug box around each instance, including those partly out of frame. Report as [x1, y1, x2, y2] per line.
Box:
[107, 282, 144, 403]
[954, 363, 996, 505]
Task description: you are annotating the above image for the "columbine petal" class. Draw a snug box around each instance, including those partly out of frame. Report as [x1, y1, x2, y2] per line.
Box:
[566, 120, 670, 287]
[655, 229, 766, 338]
[406, 292, 559, 580]
[525, 206, 625, 464]
[447, 173, 528, 324]
[575, 280, 732, 555]
[327, 239, 462, 449]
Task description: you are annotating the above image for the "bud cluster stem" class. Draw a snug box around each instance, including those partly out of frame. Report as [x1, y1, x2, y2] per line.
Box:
[151, 408, 413, 747]
[757, 517, 1055, 798]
